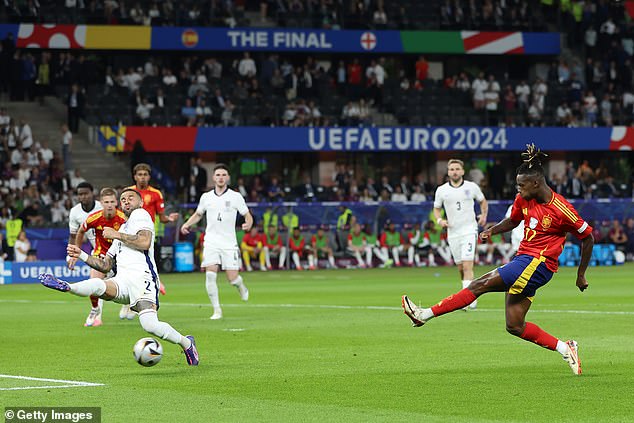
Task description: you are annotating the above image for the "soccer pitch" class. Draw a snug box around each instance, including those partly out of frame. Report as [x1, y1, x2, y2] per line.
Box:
[1, 265, 633, 422]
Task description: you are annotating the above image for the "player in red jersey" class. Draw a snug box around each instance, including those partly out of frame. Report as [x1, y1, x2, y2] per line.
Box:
[122, 163, 179, 316]
[402, 145, 594, 375]
[69, 187, 126, 326]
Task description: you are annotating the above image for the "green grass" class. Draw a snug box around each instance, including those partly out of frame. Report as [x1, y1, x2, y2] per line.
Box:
[1, 264, 634, 422]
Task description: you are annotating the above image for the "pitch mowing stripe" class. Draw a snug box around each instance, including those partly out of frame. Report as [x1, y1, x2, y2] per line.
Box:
[0, 374, 104, 391]
[1, 299, 632, 315]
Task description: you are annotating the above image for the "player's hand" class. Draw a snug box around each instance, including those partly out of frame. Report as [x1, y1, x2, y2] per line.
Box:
[438, 219, 448, 228]
[576, 274, 589, 292]
[167, 212, 179, 222]
[242, 222, 252, 231]
[103, 227, 118, 240]
[479, 229, 492, 241]
[66, 244, 81, 259]
[477, 214, 487, 227]
[66, 254, 78, 270]
[180, 225, 190, 235]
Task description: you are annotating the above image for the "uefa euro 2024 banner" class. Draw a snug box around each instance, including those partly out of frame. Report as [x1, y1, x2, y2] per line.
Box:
[0, 260, 92, 284]
[97, 126, 634, 153]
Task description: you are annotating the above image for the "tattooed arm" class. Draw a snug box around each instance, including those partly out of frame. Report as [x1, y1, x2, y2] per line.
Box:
[103, 227, 152, 250]
[66, 244, 114, 273]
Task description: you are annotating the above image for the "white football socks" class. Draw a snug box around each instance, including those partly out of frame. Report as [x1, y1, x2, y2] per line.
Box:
[556, 340, 568, 356]
[138, 310, 189, 348]
[205, 271, 221, 311]
[69, 278, 106, 297]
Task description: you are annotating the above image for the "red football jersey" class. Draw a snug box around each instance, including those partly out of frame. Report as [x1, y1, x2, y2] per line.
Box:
[127, 185, 165, 222]
[81, 209, 127, 256]
[242, 232, 262, 248]
[509, 191, 592, 272]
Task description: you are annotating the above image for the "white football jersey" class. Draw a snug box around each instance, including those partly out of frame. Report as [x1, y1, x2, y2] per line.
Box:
[505, 204, 524, 250]
[196, 188, 249, 249]
[68, 201, 102, 249]
[107, 208, 157, 276]
[434, 180, 485, 238]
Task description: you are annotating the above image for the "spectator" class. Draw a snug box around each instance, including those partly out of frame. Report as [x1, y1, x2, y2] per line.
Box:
[582, 90, 598, 126]
[415, 55, 429, 82]
[13, 230, 30, 262]
[66, 83, 84, 133]
[136, 97, 154, 125]
[61, 123, 72, 171]
[608, 220, 628, 252]
[19, 200, 45, 227]
[515, 80, 531, 113]
[238, 52, 257, 78]
[391, 185, 408, 202]
[471, 72, 487, 110]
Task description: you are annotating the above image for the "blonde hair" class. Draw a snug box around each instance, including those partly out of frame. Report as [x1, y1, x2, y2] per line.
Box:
[447, 159, 464, 169]
[133, 163, 151, 175]
[100, 187, 117, 198]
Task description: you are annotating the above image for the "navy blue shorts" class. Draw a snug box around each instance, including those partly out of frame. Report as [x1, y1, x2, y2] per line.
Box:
[498, 254, 554, 300]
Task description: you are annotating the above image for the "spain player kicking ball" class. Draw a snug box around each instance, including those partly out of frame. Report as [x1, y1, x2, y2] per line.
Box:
[402, 145, 594, 375]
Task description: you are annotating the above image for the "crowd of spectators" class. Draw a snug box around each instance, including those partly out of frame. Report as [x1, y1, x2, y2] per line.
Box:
[0, 0, 551, 31]
[0, 109, 88, 232]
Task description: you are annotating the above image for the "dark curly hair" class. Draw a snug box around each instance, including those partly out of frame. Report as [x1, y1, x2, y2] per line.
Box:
[516, 143, 548, 177]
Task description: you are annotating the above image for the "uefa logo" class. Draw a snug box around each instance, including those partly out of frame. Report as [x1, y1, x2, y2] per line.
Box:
[182, 29, 199, 48]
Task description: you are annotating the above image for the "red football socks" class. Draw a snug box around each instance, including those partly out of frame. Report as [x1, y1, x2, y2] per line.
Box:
[520, 322, 558, 350]
[430, 288, 477, 316]
[90, 295, 99, 308]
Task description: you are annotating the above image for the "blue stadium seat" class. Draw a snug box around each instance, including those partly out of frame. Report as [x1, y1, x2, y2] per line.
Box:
[559, 243, 580, 267]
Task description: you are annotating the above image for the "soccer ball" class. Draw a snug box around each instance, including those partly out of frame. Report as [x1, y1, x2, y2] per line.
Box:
[133, 337, 163, 367]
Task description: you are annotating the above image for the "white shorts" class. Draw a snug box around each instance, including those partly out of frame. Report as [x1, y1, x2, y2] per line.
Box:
[202, 246, 241, 270]
[110, 269, 159, 312]
[447, 234, 477, 263]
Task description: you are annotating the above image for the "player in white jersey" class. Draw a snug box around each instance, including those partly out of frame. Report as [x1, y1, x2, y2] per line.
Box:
[505, 204, 524, 253]
[433, 159, 488, 309]
[40, 188, 199, 365]
[66, 181, 103, 327]
[180, 163, 253, 320]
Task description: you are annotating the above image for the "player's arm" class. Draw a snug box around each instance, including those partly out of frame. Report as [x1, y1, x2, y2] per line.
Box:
[180, 211, 204, 235]
[480, 218, 519, 241]
[67, 244, 114, 273]
[67, 225, 87, 270]
[105, 228, 152, 250]
[576, 233, 594, 292]
[158, 210, 179, 224]
[477, 198, 488, 227]
[241, 211, 254, 231]
[433, 207, 448, 228]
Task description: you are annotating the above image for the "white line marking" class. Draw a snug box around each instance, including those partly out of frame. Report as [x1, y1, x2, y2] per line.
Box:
[222, 328, 246, 332]
[1, 299, 633, 315]
[0, 374, 104, 391]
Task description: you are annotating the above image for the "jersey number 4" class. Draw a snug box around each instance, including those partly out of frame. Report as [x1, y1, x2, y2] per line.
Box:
[217, 213, 222, 221]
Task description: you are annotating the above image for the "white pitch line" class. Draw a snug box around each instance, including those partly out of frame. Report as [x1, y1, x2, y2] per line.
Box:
[0, 374, 104, 391]
[1, 299, 633, 315]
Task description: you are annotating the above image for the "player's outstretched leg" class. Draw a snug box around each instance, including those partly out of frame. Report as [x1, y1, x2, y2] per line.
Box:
[138, 309, 198, 366]
[401, 288, 478, 327]
[562, 340, 582, 375]
[39, 274, 71, 292]
[40, 274, 108, 298]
